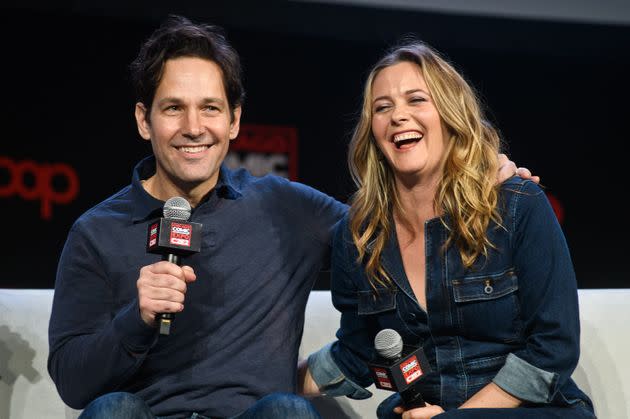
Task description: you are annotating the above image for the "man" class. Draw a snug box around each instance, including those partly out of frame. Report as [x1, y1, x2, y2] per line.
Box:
[48, 15, 529, 419]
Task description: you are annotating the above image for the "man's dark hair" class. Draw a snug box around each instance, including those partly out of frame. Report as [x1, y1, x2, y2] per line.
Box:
[130, 15, 245, 120]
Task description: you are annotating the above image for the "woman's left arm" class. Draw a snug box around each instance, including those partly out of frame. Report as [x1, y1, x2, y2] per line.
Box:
[490, 181, 580, 406]
[459, 382, 522, 408]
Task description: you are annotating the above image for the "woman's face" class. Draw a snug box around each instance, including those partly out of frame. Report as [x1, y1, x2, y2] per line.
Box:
[371, 61, 449, 185]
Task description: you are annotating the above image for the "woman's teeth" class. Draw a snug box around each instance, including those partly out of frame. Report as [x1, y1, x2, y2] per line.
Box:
[393, 132, 423, 148]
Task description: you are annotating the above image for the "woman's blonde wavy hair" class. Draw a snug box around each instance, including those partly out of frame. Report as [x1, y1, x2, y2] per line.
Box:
[348, 41, 503, 289]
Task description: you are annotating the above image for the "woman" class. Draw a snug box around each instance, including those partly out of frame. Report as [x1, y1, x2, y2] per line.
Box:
[301, 42, 594, 419]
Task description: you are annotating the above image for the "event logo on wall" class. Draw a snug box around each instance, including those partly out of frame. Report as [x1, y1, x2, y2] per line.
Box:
[225, 124, 298, 180]
[0, 156, 79, 220]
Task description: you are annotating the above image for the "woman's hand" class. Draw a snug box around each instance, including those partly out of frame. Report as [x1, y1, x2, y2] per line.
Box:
[393, 402, 445, 419]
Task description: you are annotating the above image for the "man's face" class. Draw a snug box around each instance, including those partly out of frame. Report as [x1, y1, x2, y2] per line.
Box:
[135, 56, 241, 197]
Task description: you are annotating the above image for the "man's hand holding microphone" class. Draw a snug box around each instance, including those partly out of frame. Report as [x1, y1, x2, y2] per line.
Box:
[137, 261, 196, 328]
[141, 196, 202, 335]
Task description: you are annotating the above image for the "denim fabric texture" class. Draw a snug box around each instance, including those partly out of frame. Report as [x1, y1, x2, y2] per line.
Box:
[230, 393, 321, 419]
[308, 342, 372, 399]
[79, 391, 321, 419]
[309, 177, 593, 414]
[376, 392, 596, 419]
[79, 392, 154, 419]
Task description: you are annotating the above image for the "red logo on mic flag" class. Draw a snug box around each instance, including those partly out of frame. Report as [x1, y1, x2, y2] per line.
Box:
[170, 222, 192, 247]
[400, 355, 423, 384]
[373, 367, 393, 389]
[149, 223, 158, 247]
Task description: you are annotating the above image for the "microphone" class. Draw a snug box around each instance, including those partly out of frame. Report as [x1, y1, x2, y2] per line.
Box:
[146, 197, 202, 335]
[368, 329, 431, 410]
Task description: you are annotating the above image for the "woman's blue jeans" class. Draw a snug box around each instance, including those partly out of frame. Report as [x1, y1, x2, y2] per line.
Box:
[377, 393, 596, 419]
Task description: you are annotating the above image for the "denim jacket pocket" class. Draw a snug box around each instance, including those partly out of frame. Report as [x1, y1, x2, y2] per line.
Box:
[357, 289, 397, 315]
[451, 269, 521, 342]
[452, 269, 517, 302]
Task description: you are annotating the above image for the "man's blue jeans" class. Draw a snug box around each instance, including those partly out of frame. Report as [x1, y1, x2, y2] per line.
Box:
[78, 391, 321, 419]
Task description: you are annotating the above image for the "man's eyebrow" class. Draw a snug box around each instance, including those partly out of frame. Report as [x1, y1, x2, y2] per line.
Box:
[156, 97, 227, 106]
[200, 97, 226, 105]
[156, 97, 184, 106]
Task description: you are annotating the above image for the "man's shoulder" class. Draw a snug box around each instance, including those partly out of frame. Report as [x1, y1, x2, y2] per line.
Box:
[228, 167, 324, 199]
[224, 167, 346, 228]
[73, 184, 134, 230]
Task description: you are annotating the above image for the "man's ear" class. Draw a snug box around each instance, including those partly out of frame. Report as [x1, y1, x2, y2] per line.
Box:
[229, 106, 242, 141]
[135, 102, 151, 141]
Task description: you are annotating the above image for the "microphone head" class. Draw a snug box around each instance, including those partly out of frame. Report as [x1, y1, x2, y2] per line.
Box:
[163, 196, 191, 221]
[374, 329, 403, 360]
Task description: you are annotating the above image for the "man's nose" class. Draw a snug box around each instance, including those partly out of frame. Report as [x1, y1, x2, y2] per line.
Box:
[183, 111, 203, 138]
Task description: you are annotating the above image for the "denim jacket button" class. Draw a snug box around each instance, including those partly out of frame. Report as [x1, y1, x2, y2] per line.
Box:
[483, 279, 494, 294]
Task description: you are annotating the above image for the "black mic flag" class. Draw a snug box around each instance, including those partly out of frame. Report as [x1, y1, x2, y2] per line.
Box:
[368, 328, 431, 409]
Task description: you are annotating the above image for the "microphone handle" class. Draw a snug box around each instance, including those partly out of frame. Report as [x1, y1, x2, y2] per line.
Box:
[164, 253, 180, 264]
[157, 253, 181, 335]
[401, 384, 426, 409]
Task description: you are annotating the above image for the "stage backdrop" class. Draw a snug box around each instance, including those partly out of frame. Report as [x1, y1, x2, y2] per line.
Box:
[1, 3, 628, 289]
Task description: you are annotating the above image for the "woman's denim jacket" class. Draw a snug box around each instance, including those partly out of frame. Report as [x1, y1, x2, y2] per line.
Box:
[308, 178, 592, 410]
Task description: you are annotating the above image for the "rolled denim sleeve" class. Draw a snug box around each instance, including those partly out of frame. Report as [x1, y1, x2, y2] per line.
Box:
[495, 181, 581, 403]
[493, 353, 559, 403]
[307, 342, 373, 399]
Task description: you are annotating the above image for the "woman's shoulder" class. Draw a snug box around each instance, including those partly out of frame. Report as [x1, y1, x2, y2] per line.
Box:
[333, 212, 353, 244]
[499, 177, 546, 207]
[332, 212, 363, 269]
[500, 176, 544, 195]
[498, 177, 553, 225]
